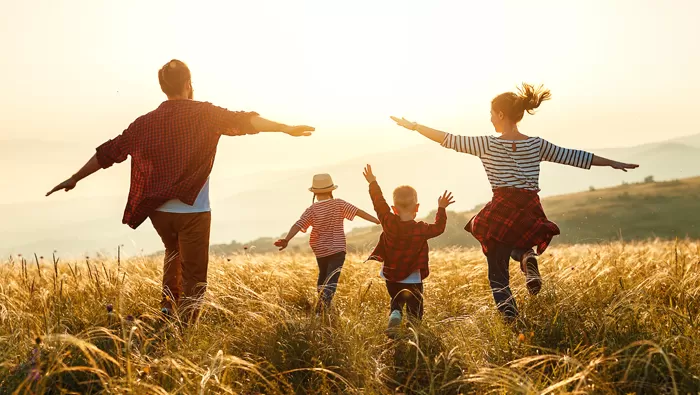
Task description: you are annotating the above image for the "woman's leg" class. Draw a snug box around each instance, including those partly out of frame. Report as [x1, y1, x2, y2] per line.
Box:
[487, 242, 518, 318]
[511, 248, 541, 295]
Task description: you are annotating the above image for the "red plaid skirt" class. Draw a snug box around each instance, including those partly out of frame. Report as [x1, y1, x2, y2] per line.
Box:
[467, 188, 560, 255]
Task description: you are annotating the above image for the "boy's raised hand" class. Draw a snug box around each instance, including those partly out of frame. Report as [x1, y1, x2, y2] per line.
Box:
[438, 191, 455, 208]
[363, 164, 376, 183]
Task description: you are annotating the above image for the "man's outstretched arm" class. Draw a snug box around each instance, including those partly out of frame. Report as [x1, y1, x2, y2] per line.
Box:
[211, 106, 314, 137]
[249, 116, 315, 137]
[46, 154, 102, 196]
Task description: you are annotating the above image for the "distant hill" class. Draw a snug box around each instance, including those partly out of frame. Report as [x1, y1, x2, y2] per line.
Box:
[210, 133, 700, 244]
[3, 133, 700, 257]
[211, 176, 700, 255]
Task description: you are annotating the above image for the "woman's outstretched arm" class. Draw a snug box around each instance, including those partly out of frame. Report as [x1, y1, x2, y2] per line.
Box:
[390, 116, 445, 143]
[391, 116, 488, 157]
[540, 139, 638, 171]
[591, 155, 639, 172]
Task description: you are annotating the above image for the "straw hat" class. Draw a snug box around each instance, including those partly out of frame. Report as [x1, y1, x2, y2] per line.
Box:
[308, 173, 338, 194]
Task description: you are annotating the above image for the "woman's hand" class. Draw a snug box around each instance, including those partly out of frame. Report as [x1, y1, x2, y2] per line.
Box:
[390, 116, 447, 144]
[390, 116, 417, 131]
[611, 161, 639, 172]
[592, 155, 639, 172]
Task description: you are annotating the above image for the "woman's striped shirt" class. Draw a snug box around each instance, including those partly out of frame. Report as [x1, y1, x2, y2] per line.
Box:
[441, 133, 594, 191]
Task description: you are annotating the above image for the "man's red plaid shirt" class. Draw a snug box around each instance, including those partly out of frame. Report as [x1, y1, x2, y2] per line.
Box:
[95, 100, 259, 229]
[367, 181, 447, 282]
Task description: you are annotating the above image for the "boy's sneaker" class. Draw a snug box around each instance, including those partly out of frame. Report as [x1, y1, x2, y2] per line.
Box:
[386, 310, 402, 338]
[520, 251, 542, 295]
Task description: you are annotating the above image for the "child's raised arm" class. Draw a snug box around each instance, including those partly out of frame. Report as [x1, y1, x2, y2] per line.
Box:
[363, 164, 393, 223]
[418, 191, 455, 238]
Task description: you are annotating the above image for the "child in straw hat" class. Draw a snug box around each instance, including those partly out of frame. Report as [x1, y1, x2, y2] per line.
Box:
[275, 173, 380, 313]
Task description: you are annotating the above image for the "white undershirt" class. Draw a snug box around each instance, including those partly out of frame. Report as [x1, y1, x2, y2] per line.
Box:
[380, 269, 422, 284]
[156, 177, 211, 213]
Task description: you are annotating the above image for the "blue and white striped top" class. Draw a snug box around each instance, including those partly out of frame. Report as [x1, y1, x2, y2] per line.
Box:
[441, 133, 594, 191]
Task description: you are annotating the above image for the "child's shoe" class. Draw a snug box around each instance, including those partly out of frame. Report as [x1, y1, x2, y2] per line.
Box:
[386, 309, 402, 338]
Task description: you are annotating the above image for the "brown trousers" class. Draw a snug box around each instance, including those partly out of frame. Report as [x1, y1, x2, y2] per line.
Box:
[149, 211, 211, 318]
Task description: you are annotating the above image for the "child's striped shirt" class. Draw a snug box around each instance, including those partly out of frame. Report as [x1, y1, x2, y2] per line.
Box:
[295, 199, 358, 258]
[441, 134, 594, 191]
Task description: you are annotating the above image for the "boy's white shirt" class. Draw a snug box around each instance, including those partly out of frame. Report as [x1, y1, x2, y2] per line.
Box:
[380, 269, 422, 284]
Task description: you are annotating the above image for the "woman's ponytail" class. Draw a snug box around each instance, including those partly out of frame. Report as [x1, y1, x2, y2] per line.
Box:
[492, 83, 551, 122]
[517, 83, 551, 115]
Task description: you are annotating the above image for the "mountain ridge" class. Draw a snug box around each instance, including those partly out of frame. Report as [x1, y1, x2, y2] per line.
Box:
[2, 133, 699, 257]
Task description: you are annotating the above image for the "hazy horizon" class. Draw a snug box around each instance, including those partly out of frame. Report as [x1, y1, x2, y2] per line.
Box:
[3, 0, 700, 256]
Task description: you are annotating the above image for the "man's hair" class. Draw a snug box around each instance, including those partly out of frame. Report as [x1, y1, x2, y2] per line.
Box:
[158, 59, 191, 97]
[393, 185, 418, 210]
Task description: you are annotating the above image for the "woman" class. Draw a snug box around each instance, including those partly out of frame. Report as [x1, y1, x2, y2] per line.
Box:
[390, 83, 638, 319]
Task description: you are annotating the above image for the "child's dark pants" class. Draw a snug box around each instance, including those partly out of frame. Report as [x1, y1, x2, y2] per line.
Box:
[316, 252, 345, 311]
[385, 281, 424, 320]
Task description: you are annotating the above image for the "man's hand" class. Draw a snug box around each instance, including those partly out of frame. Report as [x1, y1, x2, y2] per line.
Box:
[612, 161, 639, 172]
[363, 164, 376, 183]
[282, 125, 315, 137]
[46, 177, 78, 196]
[438, 191, 455, 209]
[274, 239, 289, 251]
[390, 116, 417, 131]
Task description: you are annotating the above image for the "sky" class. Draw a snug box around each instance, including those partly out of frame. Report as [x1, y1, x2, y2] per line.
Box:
[2, 0, 700, 199]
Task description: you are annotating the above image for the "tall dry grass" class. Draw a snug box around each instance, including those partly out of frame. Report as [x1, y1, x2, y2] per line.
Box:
[1, 240, 699, 394]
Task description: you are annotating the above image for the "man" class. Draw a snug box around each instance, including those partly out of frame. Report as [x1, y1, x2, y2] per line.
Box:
[46, 59, 314, 320]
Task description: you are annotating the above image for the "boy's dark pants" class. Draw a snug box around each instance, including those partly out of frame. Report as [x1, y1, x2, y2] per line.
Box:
[316, 252, 345, 311]
[486, 242, 535, 319]
[386, 281, 424, 320]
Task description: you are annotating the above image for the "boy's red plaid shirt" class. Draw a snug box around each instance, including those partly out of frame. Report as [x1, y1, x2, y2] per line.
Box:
[367, 181, 447, 282]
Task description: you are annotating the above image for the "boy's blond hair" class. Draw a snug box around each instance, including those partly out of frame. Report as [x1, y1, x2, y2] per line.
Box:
[392, 185, 418, 210]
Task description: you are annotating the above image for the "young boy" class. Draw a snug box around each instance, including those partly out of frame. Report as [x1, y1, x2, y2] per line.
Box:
[275, 173, 379, 313]
[362, 165, 454, 334]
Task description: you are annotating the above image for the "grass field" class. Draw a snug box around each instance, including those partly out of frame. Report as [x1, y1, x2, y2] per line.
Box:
[1, 241, 700, 394]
